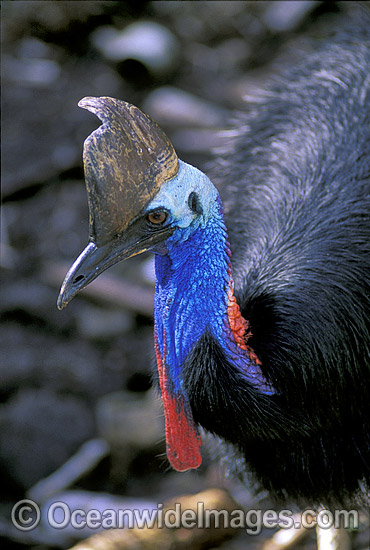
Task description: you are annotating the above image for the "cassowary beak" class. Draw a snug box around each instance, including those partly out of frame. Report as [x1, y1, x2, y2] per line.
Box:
[57, 222, 175, 310]
[57, 96, 178, 310]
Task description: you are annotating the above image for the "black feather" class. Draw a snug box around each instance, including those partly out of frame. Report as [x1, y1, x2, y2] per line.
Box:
[183, 18, 370, 507]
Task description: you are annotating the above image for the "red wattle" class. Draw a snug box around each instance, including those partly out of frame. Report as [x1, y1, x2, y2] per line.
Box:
[154, 329, 202, 471]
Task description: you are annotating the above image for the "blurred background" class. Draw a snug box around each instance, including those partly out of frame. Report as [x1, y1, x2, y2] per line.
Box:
[1, 2, 369, 549]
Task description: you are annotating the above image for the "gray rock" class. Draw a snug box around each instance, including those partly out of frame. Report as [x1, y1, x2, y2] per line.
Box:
[263, 1, 319, 32]
[96, 390, 163, 449]
[91, 22, 180, 77]
[143, 86, 227, 128]
[0, 388, 94, 488]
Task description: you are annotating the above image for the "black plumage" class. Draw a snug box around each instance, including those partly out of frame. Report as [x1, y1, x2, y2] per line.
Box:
[183, 21, 370, 507]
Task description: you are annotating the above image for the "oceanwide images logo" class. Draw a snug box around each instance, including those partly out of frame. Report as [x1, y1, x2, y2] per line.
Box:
[11, 499, 359, 536]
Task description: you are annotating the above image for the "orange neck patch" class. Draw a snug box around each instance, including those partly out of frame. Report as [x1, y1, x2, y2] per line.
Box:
[226, 264, 262, 366]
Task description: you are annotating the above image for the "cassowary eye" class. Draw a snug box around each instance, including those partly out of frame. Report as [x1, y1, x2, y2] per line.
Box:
[147, 210, 168, 225]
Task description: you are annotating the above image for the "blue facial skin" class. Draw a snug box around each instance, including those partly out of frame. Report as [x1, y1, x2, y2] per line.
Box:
[147, 160, 274, 396]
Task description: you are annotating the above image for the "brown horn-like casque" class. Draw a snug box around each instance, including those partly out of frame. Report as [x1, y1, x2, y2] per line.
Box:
[78, 96, 179, 245]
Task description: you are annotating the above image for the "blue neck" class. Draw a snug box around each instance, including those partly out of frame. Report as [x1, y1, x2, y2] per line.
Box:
[154, 197, 274, 395]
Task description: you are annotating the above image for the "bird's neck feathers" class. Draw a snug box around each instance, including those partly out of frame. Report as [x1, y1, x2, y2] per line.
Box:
[153, 179, 273, 472]
[155, 197, 264, 376]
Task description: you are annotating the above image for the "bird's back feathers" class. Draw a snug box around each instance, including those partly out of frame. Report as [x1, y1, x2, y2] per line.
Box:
[189, 17, 370, 507]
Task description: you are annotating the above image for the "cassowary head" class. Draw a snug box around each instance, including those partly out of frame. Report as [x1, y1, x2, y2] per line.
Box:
[57, 96, 218, 306]
[58, 96, 272, 472]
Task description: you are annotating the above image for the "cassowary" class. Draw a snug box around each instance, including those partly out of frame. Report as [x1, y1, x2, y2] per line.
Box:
[58, 22, 370, 511]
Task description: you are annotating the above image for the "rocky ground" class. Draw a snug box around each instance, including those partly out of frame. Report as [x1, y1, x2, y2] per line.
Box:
[1, 2, 369, 549]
